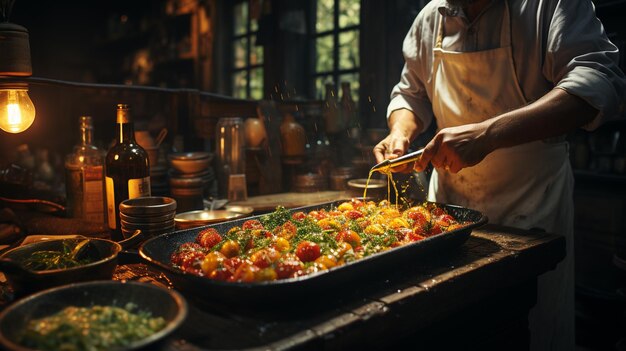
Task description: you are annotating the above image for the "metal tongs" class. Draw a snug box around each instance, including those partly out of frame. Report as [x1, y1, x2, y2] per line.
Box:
[371, 148, 425, 173]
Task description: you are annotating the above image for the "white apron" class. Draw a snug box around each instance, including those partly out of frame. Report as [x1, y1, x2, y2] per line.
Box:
[427, 1, 575, 349]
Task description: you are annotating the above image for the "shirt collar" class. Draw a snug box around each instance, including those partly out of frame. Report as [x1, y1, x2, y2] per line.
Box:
[437, 0, 499, 18]
[437, 0, 460, 17]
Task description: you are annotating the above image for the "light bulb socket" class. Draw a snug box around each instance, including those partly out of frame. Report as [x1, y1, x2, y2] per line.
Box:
[0, 22, 32, 77]
[0, 81, 28, 90]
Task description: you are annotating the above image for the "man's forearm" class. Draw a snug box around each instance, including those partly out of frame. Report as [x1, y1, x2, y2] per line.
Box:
[388, 108, 424, 142]
[484, 88, 598, 152]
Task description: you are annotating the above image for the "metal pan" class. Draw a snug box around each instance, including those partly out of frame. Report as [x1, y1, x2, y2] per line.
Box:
[139, 201, 487, 305]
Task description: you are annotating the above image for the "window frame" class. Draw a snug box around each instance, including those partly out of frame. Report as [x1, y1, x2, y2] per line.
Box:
[312, 0, 361, 99]
[231, 0, 264, 99]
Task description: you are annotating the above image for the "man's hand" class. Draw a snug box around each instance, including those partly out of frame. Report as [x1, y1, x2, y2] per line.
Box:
[373, 109, 422, 173]
[414, 122, 493, 173]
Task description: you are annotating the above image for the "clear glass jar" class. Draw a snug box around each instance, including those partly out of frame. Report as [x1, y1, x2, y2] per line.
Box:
[215, 117, 245, 197]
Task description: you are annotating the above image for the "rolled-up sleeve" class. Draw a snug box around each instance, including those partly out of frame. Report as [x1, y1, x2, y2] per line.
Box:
[544, 0, 626, 130]
[387, 14, 435, 131]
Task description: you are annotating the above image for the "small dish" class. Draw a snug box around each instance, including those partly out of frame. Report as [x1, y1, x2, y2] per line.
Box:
[347, 178, 387, 199]
[174, 209, 249, 230]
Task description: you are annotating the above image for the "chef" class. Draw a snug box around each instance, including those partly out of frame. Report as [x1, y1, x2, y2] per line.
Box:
[373, 0, 626, 349]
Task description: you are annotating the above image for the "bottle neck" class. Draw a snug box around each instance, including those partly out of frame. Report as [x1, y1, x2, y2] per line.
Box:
[117, 122, 135, 144]
[81, 126, 93, 146]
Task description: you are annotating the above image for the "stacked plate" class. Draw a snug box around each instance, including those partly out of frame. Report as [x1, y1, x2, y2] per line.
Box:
[119, 197, 177, 238]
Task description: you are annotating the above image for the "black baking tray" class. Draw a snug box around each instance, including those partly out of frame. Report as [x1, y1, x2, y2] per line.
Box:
[139, 200, 487, 305]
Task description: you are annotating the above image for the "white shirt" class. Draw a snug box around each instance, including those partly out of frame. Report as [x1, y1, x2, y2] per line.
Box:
[387, 0, 626, 131]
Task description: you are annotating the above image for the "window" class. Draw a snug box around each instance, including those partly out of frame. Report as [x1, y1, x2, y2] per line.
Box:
[314, 0, 360, 101]
[232, 1, 264, 100]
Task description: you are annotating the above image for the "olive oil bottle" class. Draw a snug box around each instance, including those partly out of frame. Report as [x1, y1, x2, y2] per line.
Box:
[65, 116, 105, 223]
[105, 104, 150, 237]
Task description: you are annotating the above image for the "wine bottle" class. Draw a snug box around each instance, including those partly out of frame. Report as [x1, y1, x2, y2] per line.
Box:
[105, 104, 150, 236]
[65, 116, 105, 223]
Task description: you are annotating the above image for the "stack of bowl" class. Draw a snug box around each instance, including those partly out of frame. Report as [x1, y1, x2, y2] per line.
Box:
[168, 152, 214, 213]
[119, 197, 177, 238]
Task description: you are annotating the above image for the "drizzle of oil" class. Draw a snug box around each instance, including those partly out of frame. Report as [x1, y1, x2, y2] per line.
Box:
[364, 165, 400, 208]
[366, 161, 429, 207]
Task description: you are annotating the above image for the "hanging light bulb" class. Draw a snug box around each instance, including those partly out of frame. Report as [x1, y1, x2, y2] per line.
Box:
[0, 85, 36, 133]
[0, 0, 36, 134]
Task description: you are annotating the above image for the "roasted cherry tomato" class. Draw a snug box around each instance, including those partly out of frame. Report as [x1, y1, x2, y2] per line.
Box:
[437, 214, 455, 227]
[209, 267, 232, 281]
[275, 255, 304, 279]
[196, 228, 223, 249]
[344, 210, 364, 220]
[250, 248, 281, 268]
[274, 221, 297, 240]
[315, 254, 338, 269]
[408, 229, 425, 242]
[220, 240, 241, 258]
[231, 263, 260, 282]
[256, 267, 278, 281]
[223, 257, 246, 274]
[242, 219, 264, 231]
[432, 207, 446, 217]
[427, 224, 443, 236]
[335, 229, 361, 247]
[291, 211, 306, 221]
[295, 241, 321, 262]
[180, 251, 206, 274]
[273, 237, 290, 252]
[201, 251, 226, 275]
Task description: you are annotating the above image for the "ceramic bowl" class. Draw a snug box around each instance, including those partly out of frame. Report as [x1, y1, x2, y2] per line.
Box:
[168, 152, 213, 174]
[0, 281, 187, 351]
[347, 178, 387, 200]
[119, 197, 177, 217]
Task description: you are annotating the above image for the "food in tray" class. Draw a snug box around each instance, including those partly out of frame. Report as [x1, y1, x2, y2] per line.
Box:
[170, 199, 471, 282]
[18, 303, 167, 351]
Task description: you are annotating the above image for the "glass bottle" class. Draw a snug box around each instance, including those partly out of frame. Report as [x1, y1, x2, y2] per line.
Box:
[323, 83, 342, 134]
[340, 82, 359, 140]
[65, 116, 105, 223]
[105, 104, 151, 236]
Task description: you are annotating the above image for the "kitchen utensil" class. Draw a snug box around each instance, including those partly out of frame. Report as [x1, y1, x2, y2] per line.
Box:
[0, 281, 187, 351]
[155, 128, 168, 147]
[370, 148, 425, 173]
[140, 201, 487, 307]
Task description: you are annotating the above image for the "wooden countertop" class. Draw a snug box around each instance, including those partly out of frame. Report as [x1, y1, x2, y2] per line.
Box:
[229, 191, 352, 212]
[145, 224, 565, 350]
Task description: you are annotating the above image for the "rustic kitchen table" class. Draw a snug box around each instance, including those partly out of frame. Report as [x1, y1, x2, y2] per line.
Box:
[114, 224, 565, 351]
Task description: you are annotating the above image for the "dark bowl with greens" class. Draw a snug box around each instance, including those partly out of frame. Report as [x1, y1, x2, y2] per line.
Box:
[0, 238, 122, 296]
[0, 281, 187, 351]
